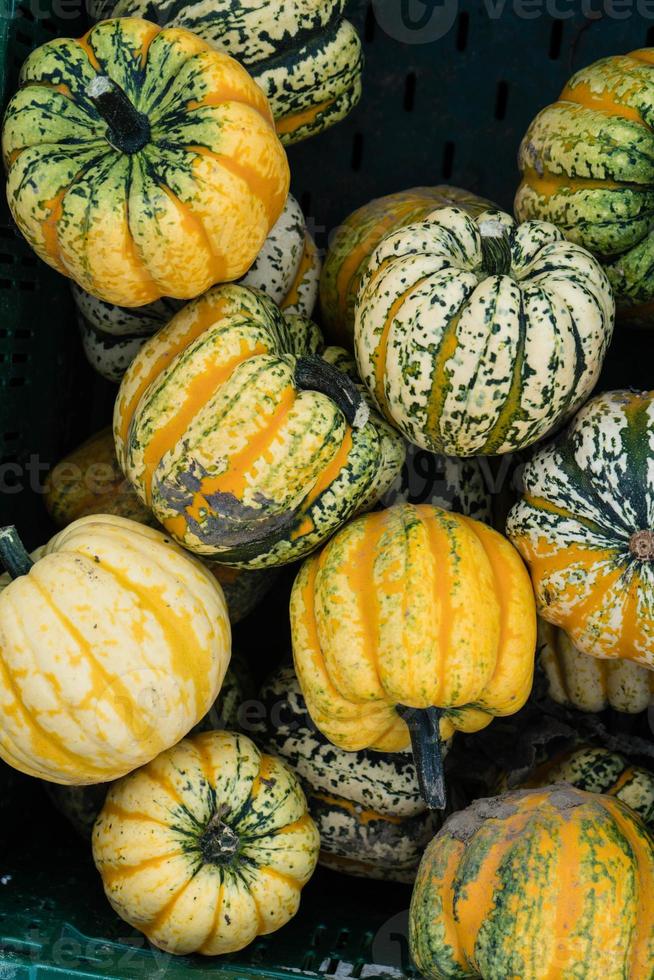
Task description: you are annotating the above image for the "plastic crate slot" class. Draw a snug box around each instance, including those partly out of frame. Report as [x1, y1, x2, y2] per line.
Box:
[11, 353, 28, 363]
[0, 253, 13, 264]
[335, 928, 350, 950]
[351, 132, 364, 172]
[647, 25, 654, 45]
[442, 141, 455, 179]
[7, 376, 26, 387]
[403, 71, 416, 112]
[300, 191, 312, 217]
[17, 279, 37, 291]
[494, 81, 509, 121]
[549, 18, 563, 59]
[456, 12, 469, 52]
[14, 30, 32, 46]
[364, 2, 375, 42]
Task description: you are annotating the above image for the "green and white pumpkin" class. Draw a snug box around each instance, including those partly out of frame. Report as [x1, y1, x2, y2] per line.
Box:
[249, 665, 442, 882]
[44, 657, 252, 839]
[90, 0, 362, 146]
[507, 389, 654, 669]
[539, 618, 654, 714]
[355, 207, 615, 456]
[74, 194, 320, 382]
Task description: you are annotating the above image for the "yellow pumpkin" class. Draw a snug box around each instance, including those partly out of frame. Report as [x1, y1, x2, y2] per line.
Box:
[410, 786, 654, 979]
[0, 515, 230, 784]
[92, 730, 319, 955]
[2, 18, 289, 307]
[290, 502, 536, 807]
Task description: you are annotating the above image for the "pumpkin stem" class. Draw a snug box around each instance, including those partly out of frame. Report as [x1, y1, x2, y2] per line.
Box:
[629, 530, 654, 560]
[0, 526, 33, 579]
[200, 810, 240, 865]
[479, 219, 512, 277]
[86, 75, 151, 154]
[397, 705, 446, 810]
[295, 355, 370, 429]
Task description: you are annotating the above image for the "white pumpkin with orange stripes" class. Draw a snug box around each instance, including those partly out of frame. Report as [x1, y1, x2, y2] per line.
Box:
[508, 389, 654, 668]
[0, 515, 230, 784]
[114, 283, 404, 568]
[92, 730, 320, 955]
[354, 206, 614, 456]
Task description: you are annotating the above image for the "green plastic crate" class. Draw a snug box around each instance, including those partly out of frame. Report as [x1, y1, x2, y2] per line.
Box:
[2, 1, 654, 977]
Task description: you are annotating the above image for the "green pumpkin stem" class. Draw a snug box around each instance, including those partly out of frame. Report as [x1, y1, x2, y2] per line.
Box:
[86, 75, 151, 154]
[479, 219, 512, 277]
[200, 810, 240, 865]
[295, 355, 370, 429]
[397, 705, 446, 810]
[0, 526, 33, 579]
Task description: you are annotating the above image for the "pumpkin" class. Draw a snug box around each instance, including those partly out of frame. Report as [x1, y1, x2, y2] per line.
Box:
[507, 389, 654, 668]
[290, 502, 536, 808]
[114, 283, 405, 568]
[45, 428, 279, 623]
[2, 17, 289, 307]
[250, 664, 441, 882]
[515, 49, 654, 326]
[0, 515, 230, 783]
[320, 185, 494, 349]
[511, 746, 654, 832]
[92, 730, 320, 955]
[355, 206, 615, 457]
[44, 655, 252, 838]
[409, 785, 654, 980]
[90, 0, 362, 146]
[73, 194, 321, 382]
[539, 619, 654, 714]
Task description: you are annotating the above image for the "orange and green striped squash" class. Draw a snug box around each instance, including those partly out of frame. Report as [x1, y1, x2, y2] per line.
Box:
[319, 185, 493, 349]
[0, 515, 230, 784]
[44, 427, 279, 624]
[2, 17, 289, 307]
[515, 49, 654, 326]
[114, 283, 404, 568]
[92, 730, 320, 955]
[290, 502, 536, 807]
[410, 785, 654, 979]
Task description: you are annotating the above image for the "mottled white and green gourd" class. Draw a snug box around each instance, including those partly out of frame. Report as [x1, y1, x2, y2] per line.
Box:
[508, 389, 654, 668]
[249, 665, 443, 882]
[355, 207, 615, 457]
[74, 195, 320, 382]
[89, 0, 362, 145]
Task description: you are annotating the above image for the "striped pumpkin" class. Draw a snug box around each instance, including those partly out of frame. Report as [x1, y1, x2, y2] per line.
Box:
[291, 502, 536, 807]
[539, 619, 654, 714]
[0, 515, 230, 784]
[320, 185, 493, 349]
[2, 18, 289, 307]
[250, 664, 441, 882]
[409, 786, 654, 979]
[355, 206, 615, 457]
[114, 284, 405, 568]
[44, 428, 279, 624]
[516, 49, 654, 326]
[73, 195, 321, 382]
[91, 0, 362, 145]
[44, 655, 252, 838]
[92, 730, 320, 955]
[513, 746, 654, 832]
[507, 389, 654, 668]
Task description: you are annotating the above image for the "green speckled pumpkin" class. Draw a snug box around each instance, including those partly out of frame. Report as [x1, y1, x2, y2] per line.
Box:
[250, 665, 442, 882]
[539, 619, 654, 714]
[90, 0, 362, 146]
[114, 283, 405, 568]
[507, 389, 654, 668]
[355, 206, 615, 457]
[44, 428, 279, 623]
[44, 657, 252, 838]
[93, 730, 320, 955]
[513, 746, 654, 833]
[516, 49, 654, 326]
[2, 17, 289, 307]
[410, 786, 654, 979]
[320, 185, 494, 349]
[74, 194, 320, 382]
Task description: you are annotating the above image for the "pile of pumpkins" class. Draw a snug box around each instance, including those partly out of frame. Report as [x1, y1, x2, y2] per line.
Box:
[2, 7, 654, 977]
